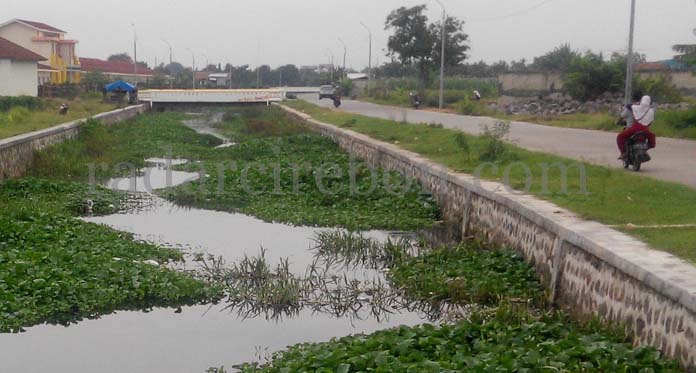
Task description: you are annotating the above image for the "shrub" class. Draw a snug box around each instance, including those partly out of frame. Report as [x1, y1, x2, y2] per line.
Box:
[456, 96, 494, 116]
[454, 132, 470, 160]
[479, 120, 511, 162]
[5, 107, 31, 123]
[636, 75, 683, 104]
[563, 52, 624, 101]
[0, 96, 42, 112]
[660, 106, 696, 129]
[79, 119, 108, 158]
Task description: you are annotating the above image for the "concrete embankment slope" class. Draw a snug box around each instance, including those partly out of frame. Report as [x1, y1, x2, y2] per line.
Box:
[0, 104, 148, 180]
[278, 103, 696, 368]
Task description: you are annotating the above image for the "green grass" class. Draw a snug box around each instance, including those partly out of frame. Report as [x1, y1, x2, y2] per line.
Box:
[0, 177, 221, 332]
[0, 95, 117, 139]
[501, 109, 696, 140]
[286, 100, 696, 262]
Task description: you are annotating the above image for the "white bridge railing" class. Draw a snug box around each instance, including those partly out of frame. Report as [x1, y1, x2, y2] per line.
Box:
[139, 89, 286, 104]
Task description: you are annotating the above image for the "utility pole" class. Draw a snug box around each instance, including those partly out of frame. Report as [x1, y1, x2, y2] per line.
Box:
[279, 67, 283, 87]
[162, 39, 173, 88]
[187, 48, 196, 90]
[132, 23, 138, 77]
[229, 63, 233, 89]
[435, 0, 446, 109]
[202, 53, 209, 70]
[338, 38, 347, 78]
[162, 39, 172, 65]
[624, 0, 636, 105]
[360, 22, 372, 95]
[331, 55, 335, 82]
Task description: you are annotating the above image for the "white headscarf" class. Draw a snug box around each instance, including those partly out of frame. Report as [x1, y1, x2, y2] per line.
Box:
[632, 95, 655, 126]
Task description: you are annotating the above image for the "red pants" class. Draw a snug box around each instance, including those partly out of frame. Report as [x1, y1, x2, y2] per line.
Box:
[617, 123, 656, 155]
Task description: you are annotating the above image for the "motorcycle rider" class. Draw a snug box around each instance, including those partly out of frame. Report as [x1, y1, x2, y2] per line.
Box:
[617, 94, 656, 160]
[409, 92, 421, 108]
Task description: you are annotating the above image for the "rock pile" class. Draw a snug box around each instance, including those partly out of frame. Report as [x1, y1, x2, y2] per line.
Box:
[493, 93, 691, 116]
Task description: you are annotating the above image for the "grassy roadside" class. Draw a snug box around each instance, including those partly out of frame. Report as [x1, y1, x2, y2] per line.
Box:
[0, 94, 117, 140]
[499, 111, 696, 140]
[359, 94, 696, 140]
[285, 100, 696, 262]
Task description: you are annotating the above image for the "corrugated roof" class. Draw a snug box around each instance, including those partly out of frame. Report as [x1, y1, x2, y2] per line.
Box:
[635, 60, 689, 72]
[0, 36, 45, 61]
[16, 19, 65, 33]
[80, 57, 154, 76]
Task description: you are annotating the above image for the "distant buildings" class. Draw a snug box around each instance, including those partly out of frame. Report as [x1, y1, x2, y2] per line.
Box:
[0, 19, 81, 84]
[0, 36, 44, 96]
[194, 71, 231, 88]
[0, 18, 160, 94]
[79, 57, 154, 84]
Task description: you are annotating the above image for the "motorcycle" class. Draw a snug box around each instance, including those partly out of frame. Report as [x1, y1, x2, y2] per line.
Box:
[410, 94, 421, 109]
[623, 131, 652, 172]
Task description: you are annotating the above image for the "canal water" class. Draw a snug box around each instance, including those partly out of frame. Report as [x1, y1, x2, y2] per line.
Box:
[0, 147, 429, 372]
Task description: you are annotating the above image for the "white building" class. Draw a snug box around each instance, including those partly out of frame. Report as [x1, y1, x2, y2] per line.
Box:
[0, 36, 43, 96]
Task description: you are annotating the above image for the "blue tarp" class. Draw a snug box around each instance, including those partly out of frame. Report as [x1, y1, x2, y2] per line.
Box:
[105, 80, 136, 93]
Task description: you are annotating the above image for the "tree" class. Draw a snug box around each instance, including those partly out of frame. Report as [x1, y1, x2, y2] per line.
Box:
[256, 65, 273, 87]
[277, 64, 300, 86]
[165, 62, 184, 76]
[673, 44, 696, 67]
[385, 5, 435, 92]
[532, 44, 581, 72]
[430, 16, 470, 68]
[509, 59, 528, 72]
[107, 53, 133, 63]
[385, 5, 469, 94]
[82, 71, 109, 91]
[563, 52, 624, 101]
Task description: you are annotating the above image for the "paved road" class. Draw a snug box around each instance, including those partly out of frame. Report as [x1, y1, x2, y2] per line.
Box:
[301, 95, 696, 189]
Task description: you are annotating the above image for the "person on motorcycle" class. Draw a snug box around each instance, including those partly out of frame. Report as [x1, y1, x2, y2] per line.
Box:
[617, 94, 656, 160]
[409, 92, 421, 108]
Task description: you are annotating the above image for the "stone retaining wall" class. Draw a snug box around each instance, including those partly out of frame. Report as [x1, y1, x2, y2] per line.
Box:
[0, 105, 148, 180]
[279, 103, 696, 368]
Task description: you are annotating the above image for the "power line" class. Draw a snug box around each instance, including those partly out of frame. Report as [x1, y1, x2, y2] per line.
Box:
[466, 0, 559, 23]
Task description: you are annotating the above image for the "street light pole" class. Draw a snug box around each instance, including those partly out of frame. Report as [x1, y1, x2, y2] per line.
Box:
[186, 48, 196, 90]
[360, 22, 372, 95]
[162, 39, 172, 65]
[162, 39, 173, 88]
[624, 0, 636, 105]
[131, 23, 138, 77]
[338, 38, 347, 77]
[435, 0, 446, 109]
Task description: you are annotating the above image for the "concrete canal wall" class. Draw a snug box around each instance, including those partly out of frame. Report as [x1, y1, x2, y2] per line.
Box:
[0, 104, 148, 180]
[279, 103, 696, 368]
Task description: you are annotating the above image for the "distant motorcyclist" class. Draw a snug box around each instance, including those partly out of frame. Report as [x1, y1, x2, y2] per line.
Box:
[473, 90, 482, 101]
[409, 92, 421, 109]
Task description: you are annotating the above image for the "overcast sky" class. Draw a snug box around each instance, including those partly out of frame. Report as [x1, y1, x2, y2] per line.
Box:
[3, 0, 695, 69]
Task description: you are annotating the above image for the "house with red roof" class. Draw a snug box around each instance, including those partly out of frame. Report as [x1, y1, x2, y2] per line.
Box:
[0, 18, 80, 84]
[0, 36, 44, 96]
[79, 57, 154, 84]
